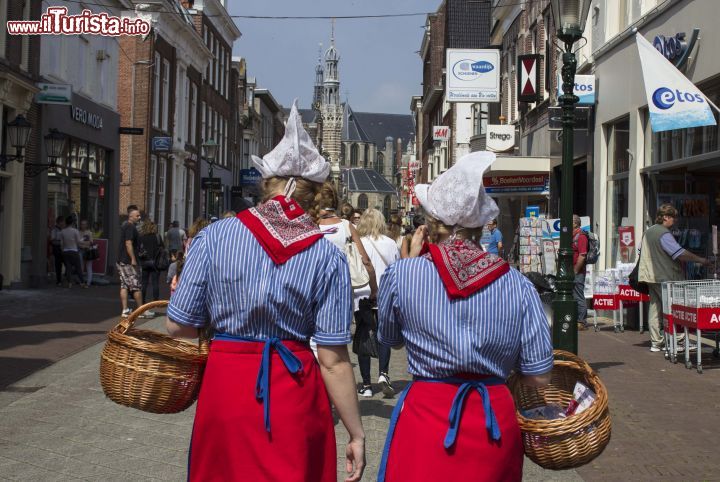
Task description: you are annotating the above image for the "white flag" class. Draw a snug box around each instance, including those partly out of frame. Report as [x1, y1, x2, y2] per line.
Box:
[636, 33, 716, 133]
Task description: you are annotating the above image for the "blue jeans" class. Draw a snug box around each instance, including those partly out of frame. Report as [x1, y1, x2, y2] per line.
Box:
[574, 273, 587, 324]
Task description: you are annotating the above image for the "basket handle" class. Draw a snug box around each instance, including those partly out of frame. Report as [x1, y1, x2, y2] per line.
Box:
[553, 349, 594, 375]
[118, 300, 210, 351]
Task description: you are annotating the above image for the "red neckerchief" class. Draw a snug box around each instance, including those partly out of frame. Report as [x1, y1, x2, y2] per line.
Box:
[237, 195, 323, 265]
[422, 238, 510, 299]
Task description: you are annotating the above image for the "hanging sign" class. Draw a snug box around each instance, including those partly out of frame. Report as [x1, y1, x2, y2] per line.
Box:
[36, 83, 72, 105]
[240, 168, 262, 185]
[636, 33, 716, 133]
[446, 49, 500, 103]
[485, 124, 515, 152]
[433, 126, 451, 141]
[556, 74, 596, 105]
[517, 54, 541, 103]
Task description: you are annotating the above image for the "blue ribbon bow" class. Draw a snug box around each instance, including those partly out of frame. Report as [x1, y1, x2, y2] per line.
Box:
[443, 380, 501, 449]
[214, 334, 304, 433]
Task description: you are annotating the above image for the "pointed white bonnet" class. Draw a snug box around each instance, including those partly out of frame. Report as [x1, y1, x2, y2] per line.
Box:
[415, 151, 499, 228]
[252, 99, 330, 183]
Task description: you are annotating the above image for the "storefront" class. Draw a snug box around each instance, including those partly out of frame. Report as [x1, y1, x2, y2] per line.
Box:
[26, 93, 120, 286]
[593, 0, 720, 272]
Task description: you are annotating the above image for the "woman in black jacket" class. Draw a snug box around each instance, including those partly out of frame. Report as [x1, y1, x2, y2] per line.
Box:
[138, 219, 164, 316]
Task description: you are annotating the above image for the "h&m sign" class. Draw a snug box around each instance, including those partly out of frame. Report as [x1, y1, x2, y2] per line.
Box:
[433, 126, 451, 141]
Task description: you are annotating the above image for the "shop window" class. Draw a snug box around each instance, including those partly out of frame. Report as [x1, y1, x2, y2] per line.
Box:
[606, 117, 631, 267]
[357, 194, 368, 210]
[158, 157, 166, 229]
[148, 155, 157, 219]
[608, 117, 630, 174]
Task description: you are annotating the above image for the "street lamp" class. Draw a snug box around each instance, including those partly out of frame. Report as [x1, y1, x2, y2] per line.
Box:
[202, 139, 218, 217]
[0, 114, 32, 170]
[23, 128, 67, 177]
[550, 0, 592, 354]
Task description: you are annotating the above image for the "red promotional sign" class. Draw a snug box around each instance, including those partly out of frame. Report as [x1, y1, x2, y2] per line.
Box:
[617, 284, 650, 302]
[593, 294, 619, 311]
[671, 304, 720, 330]
[618, 226, 635, 247]
[91, 238, 108, 276]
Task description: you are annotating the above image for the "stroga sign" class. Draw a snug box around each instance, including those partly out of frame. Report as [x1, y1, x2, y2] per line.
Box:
[485, 125, 515, 152]
[446, 49, 500, 103]
[556, 74, 595, 105]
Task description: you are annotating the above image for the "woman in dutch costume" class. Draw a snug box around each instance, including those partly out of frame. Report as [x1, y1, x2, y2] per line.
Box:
[376, 151, 553, 482]
[166, 102, 365, 482]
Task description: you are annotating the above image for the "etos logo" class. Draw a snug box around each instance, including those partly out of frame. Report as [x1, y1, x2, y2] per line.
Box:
[652, 87, 705, 110]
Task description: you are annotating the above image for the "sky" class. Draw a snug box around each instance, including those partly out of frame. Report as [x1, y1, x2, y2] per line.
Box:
[227, 0, 442, 115]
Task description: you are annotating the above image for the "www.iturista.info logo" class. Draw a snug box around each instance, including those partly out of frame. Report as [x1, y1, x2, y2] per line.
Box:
[6, 7, 151, 36]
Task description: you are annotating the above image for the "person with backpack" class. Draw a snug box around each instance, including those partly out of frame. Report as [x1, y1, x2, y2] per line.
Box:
[572, 214, 589, 330]
[138, 219, 164, 317]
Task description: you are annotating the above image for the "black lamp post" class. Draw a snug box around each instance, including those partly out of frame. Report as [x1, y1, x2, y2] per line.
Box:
[550, 0, 592, 354]
[0, 114, 32, 170]
[202, 139, 218, 217]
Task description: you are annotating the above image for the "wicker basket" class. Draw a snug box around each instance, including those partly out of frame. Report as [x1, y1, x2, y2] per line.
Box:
[507, 350, 611, 470]
[100, 300, 209, 414]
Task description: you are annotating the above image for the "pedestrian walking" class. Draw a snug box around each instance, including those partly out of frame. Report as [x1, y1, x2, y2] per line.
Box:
[376, 151, 552, 482]
[340, 202, 355, 221]
[167, 251, 184, 285]
[387, 213, 404, 252]
[400, 214, 425, 259]
[350, 209, 362, 226]
[169, 253, 185, 297]
[117, 205, 143, 318]
[78, 219, 95, 286]
[164, 220, 187, 258]
[138, 219, 163, 315]
[485, 218, 503, 256]
[572, 214, 589, 329]
[639, 203, 710, 352]
[354, 208, 400, 398]
[166, 102, 365, 482]
[49, 216, 65, 286]
[60, 216, 87, 288]
[185, 217, 209, 253]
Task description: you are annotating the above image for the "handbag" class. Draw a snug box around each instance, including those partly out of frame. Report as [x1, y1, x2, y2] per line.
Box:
[84, 245, 99, 261]
[352, 300, 379, 358]
[154, 235, 170, 271]
[343, 221, 370, 289]
[628, 234, 649, 294]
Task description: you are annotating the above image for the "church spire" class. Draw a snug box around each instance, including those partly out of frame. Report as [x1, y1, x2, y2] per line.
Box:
[323, 18, 340, 106]
[313, 43, 324, 111]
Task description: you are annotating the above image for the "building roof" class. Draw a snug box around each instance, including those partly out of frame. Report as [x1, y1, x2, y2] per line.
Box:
[350, 111, 415, 151]
[283, 107, 318, 124]
[343, 104, 371, 142]
[342, 168, 397, 194]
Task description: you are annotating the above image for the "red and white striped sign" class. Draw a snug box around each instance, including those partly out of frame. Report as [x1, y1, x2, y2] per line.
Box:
[517, 54, 541, 103]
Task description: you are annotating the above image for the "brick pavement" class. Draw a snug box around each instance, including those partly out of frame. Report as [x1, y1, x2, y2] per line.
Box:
[0, 314, 574, 481]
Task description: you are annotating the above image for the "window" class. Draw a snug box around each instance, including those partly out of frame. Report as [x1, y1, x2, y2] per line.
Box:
[243, 139, 250, 168]
[20, 0, 30, 71]
[187, 169, 195, 228]
[162, 59, 170, 131]
[357, 194, 368, 210]
[364, 145, 369, 168]
[0, 0, 7, 59]
[219, 46, 224, 94]
[158, 157, 167, 229]
[148, 155, 157, 218]
[178, 68, 188, 143]
[153, 53, 161, 128]
[201, 101, 207, 141]
[472, 103, 488, 137]
[606, 117, 631, 267]
[544, 11, 552, 97]
[340, 143, 346, 164]
[377, 152, 384, 175]
[383, 196, 391, 220]
[350, 144, 358, 166]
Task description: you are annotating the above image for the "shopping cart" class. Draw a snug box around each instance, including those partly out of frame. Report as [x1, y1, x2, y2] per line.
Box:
[592, 270, 621, 332]
[671, 280, 720, 374]
[661, 281, 681, 363]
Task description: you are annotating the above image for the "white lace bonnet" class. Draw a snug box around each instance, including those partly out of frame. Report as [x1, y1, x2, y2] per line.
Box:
[252, 100, 330, 184]
[414, 151, 499, 228]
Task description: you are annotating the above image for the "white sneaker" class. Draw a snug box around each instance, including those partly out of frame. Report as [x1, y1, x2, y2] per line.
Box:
[378, 373, 395, 398]
[650, 346, 662, 352]
[357, 385, 372, 398]
[121, 308, 131, 318]
[143, 311, 156, 318]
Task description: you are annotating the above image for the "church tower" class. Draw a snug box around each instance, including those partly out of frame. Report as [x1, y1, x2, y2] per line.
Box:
[321, 21, 343, 180]
[312, 44, 324, 113]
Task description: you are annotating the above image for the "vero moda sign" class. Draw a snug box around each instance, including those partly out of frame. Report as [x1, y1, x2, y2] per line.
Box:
[636, 33, 716, 133]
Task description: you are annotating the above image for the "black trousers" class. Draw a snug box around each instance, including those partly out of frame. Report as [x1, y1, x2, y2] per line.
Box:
[355, 306, 391, 385]
[62, 251, 84, 284]
[52, 245, 64, 284]
[141, 267, 160, 302]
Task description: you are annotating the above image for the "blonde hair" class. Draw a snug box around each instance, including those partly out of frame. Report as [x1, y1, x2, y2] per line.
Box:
[188, 217, 210, 238]
[357, 208, 387, 239]
[260, 176, 325, 221]
[388, 213, 403, 240]
[140, 219, 157, 235]
[425, 215, 483, 244]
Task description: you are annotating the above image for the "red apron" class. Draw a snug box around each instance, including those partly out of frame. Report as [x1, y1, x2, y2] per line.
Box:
[188, 336, 337, 482]
[379, 376, 523, 482]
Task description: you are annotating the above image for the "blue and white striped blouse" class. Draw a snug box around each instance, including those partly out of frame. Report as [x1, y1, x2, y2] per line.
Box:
[167, 218, 353, 345]
[377, 258, 553, 379]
